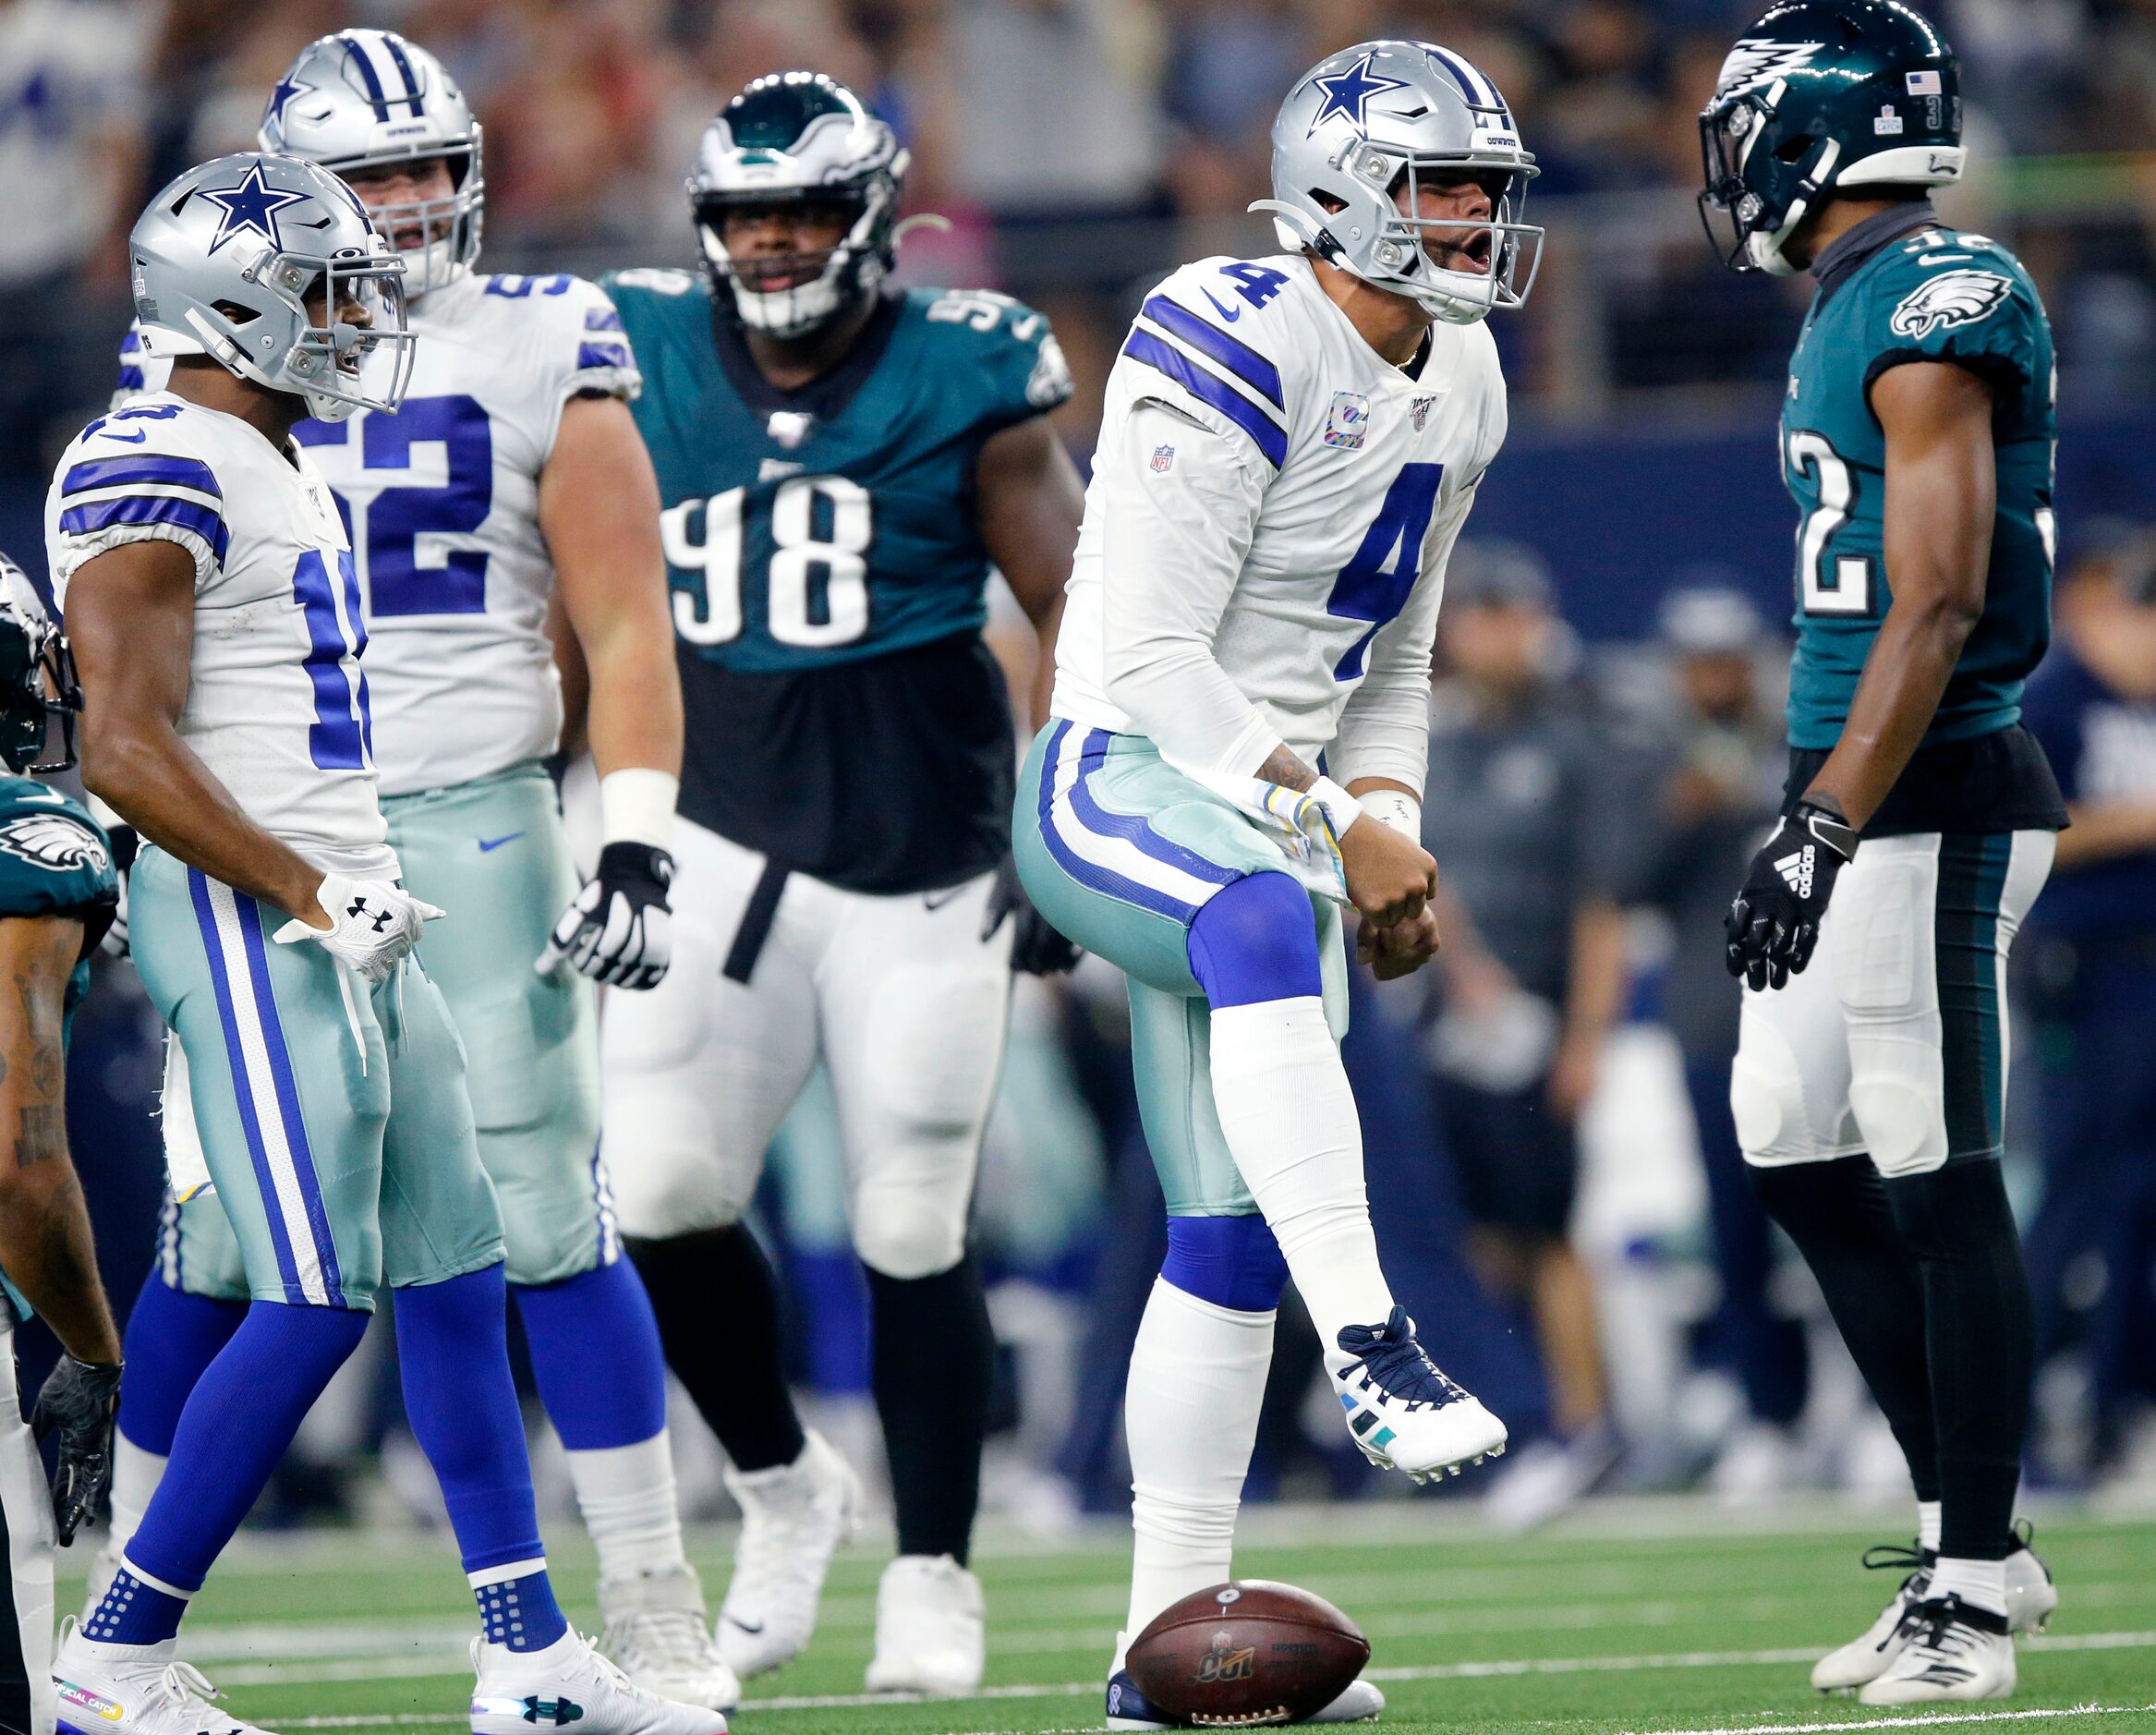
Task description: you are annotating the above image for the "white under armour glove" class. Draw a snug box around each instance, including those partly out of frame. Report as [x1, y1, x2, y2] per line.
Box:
[537, 843, 674, 989]
[273, 873, 442, 986]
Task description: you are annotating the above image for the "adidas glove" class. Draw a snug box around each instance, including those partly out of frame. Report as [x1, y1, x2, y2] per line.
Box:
[538, 842, 673, 989]
[100, 822, 139, 959]
[1726, 801, 1858, 992]
[982, 851, 1081, 977]
[273, 873, 443, 986]
[30, 1354, 121, 1546]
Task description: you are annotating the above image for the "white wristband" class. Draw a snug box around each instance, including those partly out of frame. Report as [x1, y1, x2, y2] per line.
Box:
[1306, 776, 1363, 841]
[599, 768, 678, 851]
[1357, 788, 1422, 841]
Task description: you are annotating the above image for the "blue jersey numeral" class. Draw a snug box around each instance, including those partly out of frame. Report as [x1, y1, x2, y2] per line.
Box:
[294, 395, 493, 616]
[1327, 463, 1445, 679]
[293, 547, 373, 770]
[484, 274, 574, 298]
[1219, 263, 1289, 309]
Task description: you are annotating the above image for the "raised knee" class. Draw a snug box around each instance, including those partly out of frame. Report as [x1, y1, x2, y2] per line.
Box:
[1187, 872, 1321, 1008]
[1159, 1214, 1287, 1313]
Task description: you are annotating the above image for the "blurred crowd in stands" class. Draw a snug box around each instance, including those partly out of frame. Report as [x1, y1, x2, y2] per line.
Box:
[3, 0, 2155, 1532]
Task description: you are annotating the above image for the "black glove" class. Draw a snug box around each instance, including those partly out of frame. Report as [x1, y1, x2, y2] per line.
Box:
[538, 842, 674, 989]
[1726, 800, 1858, 991]
[983, 853, 1081, 977]
[100, 824, 139, 960]
[31, 1354, 122, 1546]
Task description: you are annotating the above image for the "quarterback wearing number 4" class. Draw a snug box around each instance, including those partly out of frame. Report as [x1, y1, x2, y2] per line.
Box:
[1016, 38, 1526, 1728]
[601, 73, 1085, 1693]
[98, 30, 733, 1714]
[1701, 0, 2064, 1706]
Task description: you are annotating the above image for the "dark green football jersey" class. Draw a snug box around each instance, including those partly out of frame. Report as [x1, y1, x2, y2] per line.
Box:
[1782, 224, 2056, 751]
[603, 272, 1072, 674]
[0, 776, 115, 1010]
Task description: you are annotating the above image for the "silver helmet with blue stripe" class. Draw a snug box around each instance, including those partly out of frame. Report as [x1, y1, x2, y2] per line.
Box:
[1254, 40, 1541, 325]
[128, 151, 415, 422]
[259, 29, 484, 296]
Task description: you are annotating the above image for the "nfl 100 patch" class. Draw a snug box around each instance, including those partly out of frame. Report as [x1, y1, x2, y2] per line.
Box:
[1324, 391, 1370, 450]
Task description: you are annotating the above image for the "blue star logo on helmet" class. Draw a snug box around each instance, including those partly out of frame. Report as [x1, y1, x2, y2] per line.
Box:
[1306, 51, 1409, 136]
[200, 161, 310, 255]
[264, 67, 320, 131]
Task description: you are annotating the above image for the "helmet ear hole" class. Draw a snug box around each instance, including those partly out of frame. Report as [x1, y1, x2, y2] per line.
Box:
[212, 299, 260, 325]
[1774, 133, 1816, 163]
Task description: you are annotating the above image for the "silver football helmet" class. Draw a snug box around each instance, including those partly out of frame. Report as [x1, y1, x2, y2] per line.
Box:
[689, 71, 907, 338]
[1256, 41, 1541, 325]
[259, 29, 484, 296]
[0, 552, 81, 775]
[128, 152, 414, 423]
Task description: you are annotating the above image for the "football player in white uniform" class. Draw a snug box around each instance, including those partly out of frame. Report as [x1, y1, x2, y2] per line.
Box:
[48, 152, 717, 1735]
[92, 29, 728, 1710]
[1014, 41, 1531, 1725]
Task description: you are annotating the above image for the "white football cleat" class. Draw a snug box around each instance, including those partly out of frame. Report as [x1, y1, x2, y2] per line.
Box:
[468, 1629, 725, 1735]
[599, 1566, 741, 1713]
[1857, 1596, 2016, 1705]
[863, 1554, 985, 1695]
[1326, 1308, 1507, 1482]
[714, 1430, 861, 1680]
[55, 1623, 276, 1735]
[1812, 1536, 2057, 1692]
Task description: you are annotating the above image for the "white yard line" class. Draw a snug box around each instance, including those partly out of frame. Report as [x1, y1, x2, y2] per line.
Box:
[1627, 1703, 2156, 1735]
[251, 1630, 2156, 1713]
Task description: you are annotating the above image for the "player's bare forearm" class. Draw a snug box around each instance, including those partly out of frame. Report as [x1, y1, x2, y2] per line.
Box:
[1803, 360, 1994, 832]
[544, 586, 592, 760]
[976, 418, 1084, 732]
[1254, 746, 1318, 792]
[542, 394, 683, 779]
[0, 917, 119, 1365]
[1565, 897, 1627, 1046]
[68, 541, 324, 923]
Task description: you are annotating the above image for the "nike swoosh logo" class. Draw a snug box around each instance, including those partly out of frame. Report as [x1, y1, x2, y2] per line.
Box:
[923, 886, 967, 910]
[1200, 286, 1242, 323]
[100, 429, 147, 443]
[723, 1614, 765, 1634]
[1918, 252, 1972, 264]
[478, 831, 526, 853]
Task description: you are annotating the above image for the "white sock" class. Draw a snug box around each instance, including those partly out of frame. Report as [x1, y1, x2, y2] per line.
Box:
[1122, 1278, 1275, 1651]
[1928, 1556, 2007, 1618]
[565, 1432, 689, 1583]
[1205, 998, 1393, 1346]
[1918, 1499, 1943, 1555]
[107, 1437, 165, 1558]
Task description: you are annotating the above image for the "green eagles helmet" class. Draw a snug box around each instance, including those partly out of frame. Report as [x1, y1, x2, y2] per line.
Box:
[0, 552, 82, 775]
[1700, 0, 1963, 275]
[688, 71, 907, 339]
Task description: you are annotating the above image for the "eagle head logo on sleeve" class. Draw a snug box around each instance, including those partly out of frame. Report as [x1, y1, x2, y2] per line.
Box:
[1888, 270, 2012, 340]
[0, 814, 110, 875]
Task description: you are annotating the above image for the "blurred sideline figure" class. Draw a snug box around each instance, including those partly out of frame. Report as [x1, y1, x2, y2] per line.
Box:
[49, 150, 715, 1735]
[1017, 36, 1532, 1729]
[1423, 540, 1625, 1530]
[0, 555, 123, 1735]
[2018, 525, 2156, 1480]
[1702, 0, 2063, 1703]
[1637, 585, 1811, 1492]
[93, 30, 723, 1707]
[600, 70, 1085, 1693]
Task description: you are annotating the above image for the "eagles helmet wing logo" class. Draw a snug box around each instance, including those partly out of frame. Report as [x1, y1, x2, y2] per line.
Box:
[1888, 270, 2012, 339]
[1714, 37, 1826, 94]
[0, 814, 109, 876]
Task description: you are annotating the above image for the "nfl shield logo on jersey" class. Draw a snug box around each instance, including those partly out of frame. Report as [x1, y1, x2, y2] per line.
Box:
[1151, 444, 1175, 473]
[1325, 391, 1370, 450]
[767, 410, 816, 449]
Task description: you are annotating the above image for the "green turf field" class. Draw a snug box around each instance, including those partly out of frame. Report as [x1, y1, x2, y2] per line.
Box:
[64, 1504, 2156, 1735]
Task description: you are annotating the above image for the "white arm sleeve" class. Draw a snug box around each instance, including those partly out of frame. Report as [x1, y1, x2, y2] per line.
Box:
[1328, 476, 1481, 795]
[1098, 401, 1279, 777]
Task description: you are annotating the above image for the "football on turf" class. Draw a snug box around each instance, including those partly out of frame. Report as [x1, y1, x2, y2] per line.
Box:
[1124, 1580, 1370, 1726]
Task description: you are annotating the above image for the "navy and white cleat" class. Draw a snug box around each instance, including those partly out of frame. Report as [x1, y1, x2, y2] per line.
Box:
[1106, 1667, 1384, 1727]
[1326, 1307, 1507, 1483]
[469, 1630, 725, 1735]
[55, 1624, 274, 1735]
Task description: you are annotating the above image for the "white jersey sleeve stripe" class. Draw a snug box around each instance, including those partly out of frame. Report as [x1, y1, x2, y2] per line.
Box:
[1120, 327, 1288, 468]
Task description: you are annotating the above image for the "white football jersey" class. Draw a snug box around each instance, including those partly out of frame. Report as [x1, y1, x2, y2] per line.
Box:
[45, 394, 394, 876]
[122, 270, 640, 798]
[1052, 253, 1507, 792]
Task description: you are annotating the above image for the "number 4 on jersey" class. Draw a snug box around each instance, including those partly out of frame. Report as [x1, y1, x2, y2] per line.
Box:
[1328, 463, 1444, 679]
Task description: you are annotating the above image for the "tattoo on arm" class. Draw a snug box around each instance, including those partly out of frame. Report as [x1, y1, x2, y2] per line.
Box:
[13, 965, 66, 1167]
[1254, 746, 1318, 793]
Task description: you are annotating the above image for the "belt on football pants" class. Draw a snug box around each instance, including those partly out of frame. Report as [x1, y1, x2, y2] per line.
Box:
[722, 858, 791, 984]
